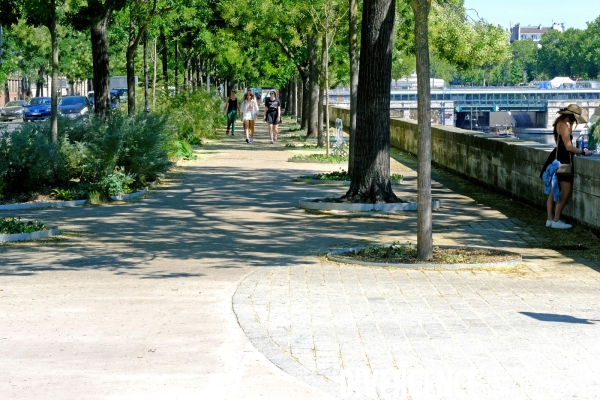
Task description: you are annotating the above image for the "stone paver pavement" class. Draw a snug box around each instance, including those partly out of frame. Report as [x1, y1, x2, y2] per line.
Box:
[1, 118, 600, 399]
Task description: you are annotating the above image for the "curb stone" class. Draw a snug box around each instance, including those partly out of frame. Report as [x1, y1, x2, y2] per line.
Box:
[0, 200, 86, 211]
[299, 197, 441, 212]
[295, 178, 403, 186]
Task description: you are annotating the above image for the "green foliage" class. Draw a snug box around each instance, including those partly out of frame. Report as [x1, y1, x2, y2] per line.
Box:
[0, 109, 174, 198]
[0, 122, 57, 192]
[157, 89, 224, 143]
[169, 140, 197, 160]
[0, 217, 46, 234]
[100, 166, 136, 196]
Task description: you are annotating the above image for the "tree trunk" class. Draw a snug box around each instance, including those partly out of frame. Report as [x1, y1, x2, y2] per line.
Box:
[49, 0, 58, 143]
[36, 65, 45, 97]
[126, 15, 136, 116]
[342, 0, 397, 203]
[174, 41, 178, 94]
[152, 38, 157, 109]
[307, 35, 319, 137]
[318, 35, 327, 148]
[91, 9, 112, 119]
[143, 32, 149, 113]
[411, 0, 433, 260]
[292, 77, 297, 118]
[348, 0, 359, 176]
[160, 28, 168, 89]
[301, 77, 308, 129]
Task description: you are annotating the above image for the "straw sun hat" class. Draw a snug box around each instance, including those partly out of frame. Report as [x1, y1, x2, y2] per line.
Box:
[558, 104, 587, 124]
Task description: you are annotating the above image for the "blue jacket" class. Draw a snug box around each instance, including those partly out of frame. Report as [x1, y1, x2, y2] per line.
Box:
[542, 160, 561, 202]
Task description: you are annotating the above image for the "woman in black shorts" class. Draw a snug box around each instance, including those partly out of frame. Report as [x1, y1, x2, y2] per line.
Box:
[264, 91, 281, 144]
[540, 104, 592, 229]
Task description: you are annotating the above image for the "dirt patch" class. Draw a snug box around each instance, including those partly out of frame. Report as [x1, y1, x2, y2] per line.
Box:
[0, 186, 56, 205]
[336, 246, 518, 265]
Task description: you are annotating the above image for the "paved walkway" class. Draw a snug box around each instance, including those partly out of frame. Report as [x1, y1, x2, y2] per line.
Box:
[1, 118, 599, 399]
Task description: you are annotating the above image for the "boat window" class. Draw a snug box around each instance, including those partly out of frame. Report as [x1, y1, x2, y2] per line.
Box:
[409, 94, 416, 101]
[394, 94, 401, 101]
[402, 94, 408, 101]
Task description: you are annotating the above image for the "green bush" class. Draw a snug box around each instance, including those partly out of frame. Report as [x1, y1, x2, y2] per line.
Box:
[0, 88, 222, 200]
[0, 122, 57, 192]
[156, 89, 225, 143]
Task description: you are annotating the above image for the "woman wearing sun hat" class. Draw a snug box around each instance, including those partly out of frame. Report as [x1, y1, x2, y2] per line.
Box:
[540, 104, 593, 229]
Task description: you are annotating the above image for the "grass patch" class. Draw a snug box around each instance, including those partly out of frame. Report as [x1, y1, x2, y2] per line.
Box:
[299, 169, 402, 181]
[290, 154, 349, 163]
[338, 242, 518, 265]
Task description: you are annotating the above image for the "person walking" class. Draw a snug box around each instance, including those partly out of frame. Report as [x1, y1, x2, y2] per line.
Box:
[241, 89, 259, 143]
[264, 90, 281, 144]
[223, 90, 240, 135]
[540, 104, 592, 229]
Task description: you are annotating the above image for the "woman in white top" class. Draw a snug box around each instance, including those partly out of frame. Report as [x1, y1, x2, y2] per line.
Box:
[241, 89, 259, 143]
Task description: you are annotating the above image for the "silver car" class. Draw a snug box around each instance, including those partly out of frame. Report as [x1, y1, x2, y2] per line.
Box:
[0, 100, 28, 121]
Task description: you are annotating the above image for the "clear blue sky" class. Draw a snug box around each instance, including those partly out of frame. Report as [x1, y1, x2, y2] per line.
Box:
[463, 0, 600, 30]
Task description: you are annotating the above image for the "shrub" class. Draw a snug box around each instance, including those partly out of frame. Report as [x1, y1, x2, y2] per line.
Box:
[0, 122, 56, 192]
[118, 112, 173, 184]
[100, 166, 136, 196]
[156, 88, 225, 143]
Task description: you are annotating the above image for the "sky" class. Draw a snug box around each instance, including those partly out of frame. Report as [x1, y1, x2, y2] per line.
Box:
[463, 0, 600, 30]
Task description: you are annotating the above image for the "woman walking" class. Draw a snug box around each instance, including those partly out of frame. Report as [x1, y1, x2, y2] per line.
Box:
[241, 89, 259, 143]
[540, 104, 592, 229]
[223, 90, 240, 135]
[264, 90, 281, 144]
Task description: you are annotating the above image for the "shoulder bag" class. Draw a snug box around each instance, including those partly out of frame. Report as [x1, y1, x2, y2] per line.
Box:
[555, 146, 573, 175]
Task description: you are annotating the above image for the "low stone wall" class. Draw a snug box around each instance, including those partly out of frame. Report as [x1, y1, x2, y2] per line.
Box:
[329, 106, 600, 230]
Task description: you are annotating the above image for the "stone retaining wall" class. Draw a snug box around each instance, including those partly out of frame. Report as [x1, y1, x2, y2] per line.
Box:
[329, 105, 600, 230]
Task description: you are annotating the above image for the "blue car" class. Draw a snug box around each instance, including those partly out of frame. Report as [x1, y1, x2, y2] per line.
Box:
[87, 90, 120, 109]
[24, 97, 52, 121]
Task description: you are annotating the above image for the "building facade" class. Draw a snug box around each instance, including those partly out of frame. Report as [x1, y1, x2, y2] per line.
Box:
[510, 22, 564, 43]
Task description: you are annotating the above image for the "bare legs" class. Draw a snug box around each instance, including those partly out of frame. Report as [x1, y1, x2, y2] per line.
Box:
[243, 120, 255, 143]
[268, 123, 278, 143]
[546, 180, 573, 221]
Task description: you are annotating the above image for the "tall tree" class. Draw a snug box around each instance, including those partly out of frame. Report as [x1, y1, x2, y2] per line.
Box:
[347, 0, 358, 176]
[69, 0, 127, 118]
[410, 0, 432, 260]
[342, 0, 398, 203]
[0, 0, 61, 142]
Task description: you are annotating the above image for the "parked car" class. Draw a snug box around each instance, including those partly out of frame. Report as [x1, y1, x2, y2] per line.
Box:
[24, 97, 52, 121]
[58, 96, 92, 120]
[87, 90, 120, 108]
[0, 100, 28, 121]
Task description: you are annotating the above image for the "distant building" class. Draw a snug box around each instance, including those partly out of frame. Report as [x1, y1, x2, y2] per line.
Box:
[510, 22, 564, 43]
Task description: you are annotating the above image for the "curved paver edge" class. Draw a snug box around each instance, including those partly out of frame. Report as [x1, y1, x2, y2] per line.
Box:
[327, 246, 523, 269]
[232, 267, 358, 399]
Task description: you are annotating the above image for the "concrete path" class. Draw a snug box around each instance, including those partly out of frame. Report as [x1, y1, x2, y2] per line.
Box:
[1, 118, 599, 399]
